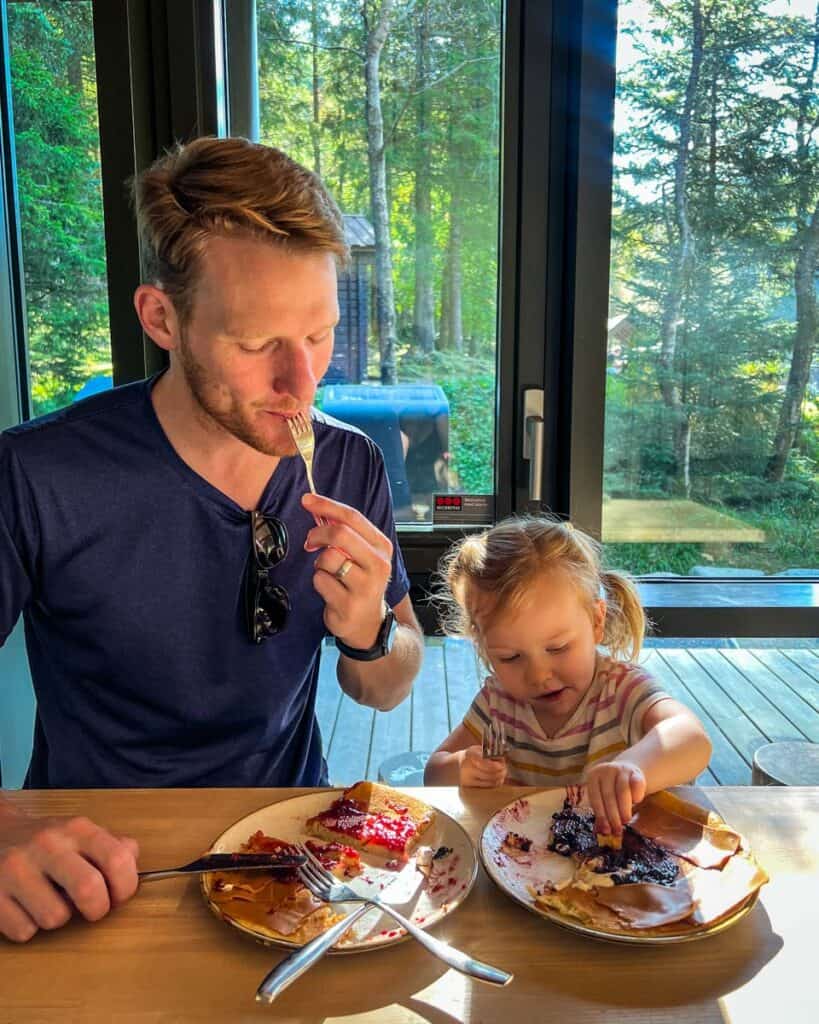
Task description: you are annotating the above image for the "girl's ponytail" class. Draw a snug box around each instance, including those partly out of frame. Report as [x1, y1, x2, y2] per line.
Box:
[600, 570, 647, 661]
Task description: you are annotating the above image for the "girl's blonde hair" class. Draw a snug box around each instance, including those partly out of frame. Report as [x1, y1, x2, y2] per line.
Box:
[132, 136, 349, 327]
[436, 515, 647, 662]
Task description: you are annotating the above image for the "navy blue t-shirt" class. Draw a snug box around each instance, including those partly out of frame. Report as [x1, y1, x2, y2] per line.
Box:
[0, 378, 409, 789]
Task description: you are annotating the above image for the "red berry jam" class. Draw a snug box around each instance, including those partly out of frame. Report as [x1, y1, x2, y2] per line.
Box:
[312, 797, 419, 853]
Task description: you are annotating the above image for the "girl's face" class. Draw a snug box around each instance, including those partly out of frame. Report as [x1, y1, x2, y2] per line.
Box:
[476, 573, 605, 736]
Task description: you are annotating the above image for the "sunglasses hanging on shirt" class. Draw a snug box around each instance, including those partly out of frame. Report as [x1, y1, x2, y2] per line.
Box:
[243, 511, 290, 643]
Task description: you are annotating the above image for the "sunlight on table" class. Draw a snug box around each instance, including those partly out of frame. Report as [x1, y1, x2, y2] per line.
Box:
[718, 874, 818, 1022]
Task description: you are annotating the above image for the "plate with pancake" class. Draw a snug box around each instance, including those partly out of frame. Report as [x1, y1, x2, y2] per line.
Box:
[480, 787, 768, 945]
[202, 781, 477, 952]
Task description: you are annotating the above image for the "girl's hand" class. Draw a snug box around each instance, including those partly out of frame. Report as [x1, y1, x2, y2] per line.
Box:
[583, 760, 646, 835]
[459, 746, 508, 788]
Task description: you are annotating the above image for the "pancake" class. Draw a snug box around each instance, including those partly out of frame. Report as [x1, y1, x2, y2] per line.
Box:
[306, 781, 436, 861]
[628, 792, 742, 869]
[207, 834, 363, 944]
[536, 791, 767, 937]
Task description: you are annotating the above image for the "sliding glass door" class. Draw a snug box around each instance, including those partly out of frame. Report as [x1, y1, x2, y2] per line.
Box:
[603, 0, 818, 581]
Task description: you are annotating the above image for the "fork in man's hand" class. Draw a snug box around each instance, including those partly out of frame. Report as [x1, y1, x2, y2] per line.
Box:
[287, 410, 328, 525]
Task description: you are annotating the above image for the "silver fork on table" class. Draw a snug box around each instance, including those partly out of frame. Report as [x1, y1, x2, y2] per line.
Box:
[270, 844, 512, 992]
[287, 411, 327, 525]
[482, 717, 507, 761]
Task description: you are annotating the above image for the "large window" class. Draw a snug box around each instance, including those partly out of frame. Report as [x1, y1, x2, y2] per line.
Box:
[0, 0, 812, 633]
[604, 0, 819, 579]
[250, 0, 502, 526]
[7, 0, 111, 417]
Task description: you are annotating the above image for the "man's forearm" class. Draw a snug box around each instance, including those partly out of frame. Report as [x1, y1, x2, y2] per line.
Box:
[336, 622, 423, 710]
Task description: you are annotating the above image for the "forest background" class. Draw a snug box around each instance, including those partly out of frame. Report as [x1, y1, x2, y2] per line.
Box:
[7, 0, 818, 575]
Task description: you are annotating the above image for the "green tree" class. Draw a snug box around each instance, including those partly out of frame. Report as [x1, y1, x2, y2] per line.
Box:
[9, 1, 110, 414]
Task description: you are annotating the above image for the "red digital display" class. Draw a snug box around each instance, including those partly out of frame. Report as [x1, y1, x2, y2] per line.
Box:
[435, 495, 463, 510]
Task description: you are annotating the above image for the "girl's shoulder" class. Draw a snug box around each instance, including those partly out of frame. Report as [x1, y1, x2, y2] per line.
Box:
[594, 653, 658, 691]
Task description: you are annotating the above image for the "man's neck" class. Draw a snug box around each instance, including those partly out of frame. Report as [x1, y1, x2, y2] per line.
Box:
[150, 366, 280, 510]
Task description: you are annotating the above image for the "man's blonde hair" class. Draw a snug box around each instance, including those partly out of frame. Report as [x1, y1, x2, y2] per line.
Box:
[132, 136, 349, 325]
[437, 515, 647, 662]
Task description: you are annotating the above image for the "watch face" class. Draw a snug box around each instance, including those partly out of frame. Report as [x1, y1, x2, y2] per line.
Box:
[335, 608, 396, 661]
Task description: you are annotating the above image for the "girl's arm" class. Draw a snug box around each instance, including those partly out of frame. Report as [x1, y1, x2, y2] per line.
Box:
[622, 698, 712, 794]
[425, 723, 475, 785]
[585, 698, 712, 834]
[424, 722, 507, 787]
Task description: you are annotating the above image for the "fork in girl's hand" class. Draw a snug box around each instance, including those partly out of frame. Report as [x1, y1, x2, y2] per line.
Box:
[482, 718, 507, 761]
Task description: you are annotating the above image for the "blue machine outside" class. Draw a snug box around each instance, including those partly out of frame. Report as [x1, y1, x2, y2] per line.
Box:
[321, 384, 450, 516]
[73, 375, 113, 401]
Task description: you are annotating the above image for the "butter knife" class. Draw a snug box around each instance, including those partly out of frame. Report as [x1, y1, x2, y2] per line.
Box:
[138, 852, 306, 883]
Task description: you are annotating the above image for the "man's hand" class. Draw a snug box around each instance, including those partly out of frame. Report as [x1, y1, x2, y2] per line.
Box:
[459, 746, 508, 788]
[583, 760, 647, 836]
[0, 810, 139, 943]
[302, 492, 393, 649]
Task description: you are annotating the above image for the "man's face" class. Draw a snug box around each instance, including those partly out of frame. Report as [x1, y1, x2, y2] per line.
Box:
[175, 234, 339, 456]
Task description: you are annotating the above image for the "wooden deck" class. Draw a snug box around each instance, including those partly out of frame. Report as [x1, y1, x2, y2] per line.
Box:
[316, 639, 819, 787]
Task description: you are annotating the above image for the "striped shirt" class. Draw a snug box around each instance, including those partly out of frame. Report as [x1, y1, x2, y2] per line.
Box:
[463, 653, 671, 786]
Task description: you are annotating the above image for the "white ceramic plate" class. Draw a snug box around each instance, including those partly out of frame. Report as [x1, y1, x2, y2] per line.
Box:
[202, 788, 477, 952]
[480, 788, 759, 945]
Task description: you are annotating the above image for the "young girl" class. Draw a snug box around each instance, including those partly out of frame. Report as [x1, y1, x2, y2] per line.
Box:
[425, 516, 712, 836]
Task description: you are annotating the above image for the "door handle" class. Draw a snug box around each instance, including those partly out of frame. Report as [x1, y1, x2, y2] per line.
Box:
[522, 389, 544, 506]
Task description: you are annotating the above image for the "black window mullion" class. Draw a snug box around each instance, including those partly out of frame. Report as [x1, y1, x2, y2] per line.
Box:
[512, 0, 554, 516]
[93, 0, 146, 384]
[93, 0, 226, 385]
[492, 0, 521, 525]
[0, 0, 28, 422]
[567, 0, 617, 538]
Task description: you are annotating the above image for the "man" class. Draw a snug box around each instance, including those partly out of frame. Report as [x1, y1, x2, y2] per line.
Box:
[0, 137, 424, 942]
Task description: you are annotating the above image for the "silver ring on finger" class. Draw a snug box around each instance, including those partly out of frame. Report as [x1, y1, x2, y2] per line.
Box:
[334, 558, 354, 582]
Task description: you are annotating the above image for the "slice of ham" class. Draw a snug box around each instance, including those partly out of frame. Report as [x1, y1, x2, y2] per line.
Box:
[628, 797, 741, 870]
[208, 833, 366, 943]
[213, 878, 274, 901]
[267, 887, 325, 936]
[593, 879, 696, 929]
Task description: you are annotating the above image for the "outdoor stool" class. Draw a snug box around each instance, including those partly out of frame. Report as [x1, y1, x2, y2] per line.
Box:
[751, 740, 819, 786]
[378, 751, 432, 787]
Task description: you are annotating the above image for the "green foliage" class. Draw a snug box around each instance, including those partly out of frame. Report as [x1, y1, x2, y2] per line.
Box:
[400, 350, 495, 493]
[606, 0, 818, 572]
[256, 0, 501, 354]
[9, 0, 817, 580]
[9, 2, 111, 415]
[604, 542, 702, 577]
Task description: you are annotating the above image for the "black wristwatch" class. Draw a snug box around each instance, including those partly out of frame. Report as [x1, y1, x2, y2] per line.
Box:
[334, 607, 396, 662]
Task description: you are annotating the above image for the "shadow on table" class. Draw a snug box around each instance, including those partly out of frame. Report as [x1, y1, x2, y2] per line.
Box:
[456, 901, 781, 1021]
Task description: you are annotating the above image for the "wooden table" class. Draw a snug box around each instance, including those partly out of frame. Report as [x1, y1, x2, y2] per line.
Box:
[1, 786, 817, 1023]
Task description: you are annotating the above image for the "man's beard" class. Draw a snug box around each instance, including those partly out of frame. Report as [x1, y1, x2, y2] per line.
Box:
[177, 336, 289, 456]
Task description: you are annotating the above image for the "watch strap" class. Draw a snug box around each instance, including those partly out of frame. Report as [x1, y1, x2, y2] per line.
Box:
[334, 608, 395, 662]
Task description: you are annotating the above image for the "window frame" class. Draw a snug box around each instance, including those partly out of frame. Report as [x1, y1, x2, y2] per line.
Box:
[0, 0, 29, 427]
[568, 0, 819, 637]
